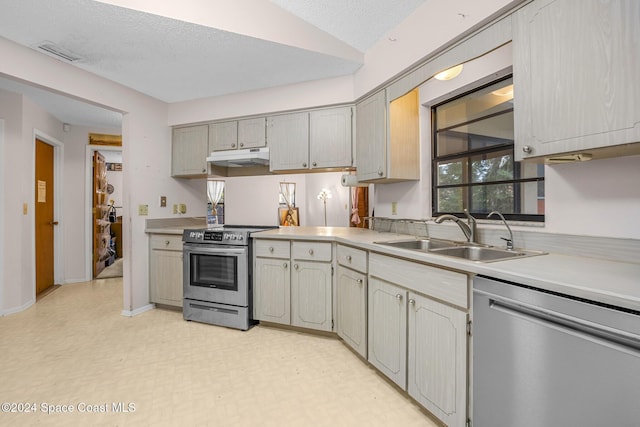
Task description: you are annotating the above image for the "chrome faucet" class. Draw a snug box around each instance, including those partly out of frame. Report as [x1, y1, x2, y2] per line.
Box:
[434, 209, 477, 243]
[487, 211, 514, 250]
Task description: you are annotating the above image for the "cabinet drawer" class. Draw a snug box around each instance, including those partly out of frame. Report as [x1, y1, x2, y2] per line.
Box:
[149, 234, 183, 251]
[337, 244, 367, 272]
[292, 241, 332, 262]
[369, 253, 468, 309]
[255, 239, 290, 258]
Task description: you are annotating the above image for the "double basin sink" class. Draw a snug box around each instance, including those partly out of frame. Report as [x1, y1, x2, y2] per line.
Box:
[375, 238, 545, 263]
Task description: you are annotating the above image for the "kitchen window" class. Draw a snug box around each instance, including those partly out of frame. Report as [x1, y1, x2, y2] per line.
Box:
[432, 76, 544, 222]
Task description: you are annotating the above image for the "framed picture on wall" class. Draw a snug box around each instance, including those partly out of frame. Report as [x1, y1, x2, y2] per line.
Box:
[278, 207, 299, 227]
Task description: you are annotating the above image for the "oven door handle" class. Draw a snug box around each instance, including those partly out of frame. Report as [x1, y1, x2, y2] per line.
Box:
[184, 245, 248, 257]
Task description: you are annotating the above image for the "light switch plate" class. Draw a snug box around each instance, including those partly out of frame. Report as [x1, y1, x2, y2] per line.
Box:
[159, 196, 167, 207]
[179, 203, 187, 214]
[23, 203, 28, 215]
[391, 202, 398, 215]
[172, 204, 178, 214]
[138, 204, 149, 216]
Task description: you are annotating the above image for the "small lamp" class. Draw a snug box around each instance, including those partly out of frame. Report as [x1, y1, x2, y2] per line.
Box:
[317, 188, 332, 226]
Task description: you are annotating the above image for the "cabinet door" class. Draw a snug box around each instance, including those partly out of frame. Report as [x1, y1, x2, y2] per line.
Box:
[356, 90, 387, 181]
[513, 0, 640, 160]
[268, 112, 310, 171]
[309, 106, 353, 169]
[408, 292, 467, 427]
[254, 257, 290, 325]
[171, 125, 208, 177]
[291, 260, 332, 331]
[209, 121, 238, 151]
[149, 245, 183, 307]
[367, 277, 407, 388]
[238, 117, 266, 149]
[337, 266, 367, 358]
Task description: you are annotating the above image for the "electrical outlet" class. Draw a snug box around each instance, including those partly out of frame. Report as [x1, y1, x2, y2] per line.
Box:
[138, 204, 149, 216]
[159, 196, 167, 207]
[179, 203, 187, 214]
[173, 204, 178, 214]
[391, 202, 398, 215]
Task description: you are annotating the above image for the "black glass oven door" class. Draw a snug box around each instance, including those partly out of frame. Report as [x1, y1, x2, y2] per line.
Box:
[190, 253, 238, 291]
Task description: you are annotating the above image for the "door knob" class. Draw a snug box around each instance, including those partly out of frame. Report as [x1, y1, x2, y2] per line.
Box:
[49, 221, 59, 226]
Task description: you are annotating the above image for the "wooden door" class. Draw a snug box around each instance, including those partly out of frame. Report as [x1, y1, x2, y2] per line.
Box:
[35, 139, 55, 294]
[93, 151, 110, 278]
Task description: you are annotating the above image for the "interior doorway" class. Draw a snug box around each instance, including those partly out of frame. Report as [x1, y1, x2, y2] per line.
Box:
[35, 139, 57, 294]
[88, 147, 123, 279]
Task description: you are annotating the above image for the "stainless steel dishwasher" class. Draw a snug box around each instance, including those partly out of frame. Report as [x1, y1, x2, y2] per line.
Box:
[473, 276, 640, 427]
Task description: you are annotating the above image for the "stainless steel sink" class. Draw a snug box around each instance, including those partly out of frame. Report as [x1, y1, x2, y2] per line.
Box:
[375, 238, 545, 262]
[374, 238, 459, 252]
[429, 245, 542, 262]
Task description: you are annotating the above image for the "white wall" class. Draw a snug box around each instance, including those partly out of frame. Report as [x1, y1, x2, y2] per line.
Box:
[221, 171, 349, 227]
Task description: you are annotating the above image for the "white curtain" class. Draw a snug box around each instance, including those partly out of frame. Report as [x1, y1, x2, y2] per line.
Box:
[279, 182, 296, 209]
[207, 179, 225, 224]
[351, 187, 361, 225]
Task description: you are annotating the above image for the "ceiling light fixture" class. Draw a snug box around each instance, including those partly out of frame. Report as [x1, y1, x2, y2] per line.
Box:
[36, 41, 81, 62]
[434, 64, 464, 81]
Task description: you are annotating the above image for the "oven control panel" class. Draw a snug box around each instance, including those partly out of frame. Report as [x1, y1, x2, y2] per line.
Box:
[183, 229, 250, 245]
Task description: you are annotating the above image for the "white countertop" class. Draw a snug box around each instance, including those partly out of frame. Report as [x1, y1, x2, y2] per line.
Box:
[253, 227, 640, 311]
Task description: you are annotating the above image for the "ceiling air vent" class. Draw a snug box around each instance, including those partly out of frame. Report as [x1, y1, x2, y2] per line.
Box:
[36, 41, 81, 62]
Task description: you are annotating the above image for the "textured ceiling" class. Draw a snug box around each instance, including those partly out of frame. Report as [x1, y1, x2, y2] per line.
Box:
[0, 0, 426, 128]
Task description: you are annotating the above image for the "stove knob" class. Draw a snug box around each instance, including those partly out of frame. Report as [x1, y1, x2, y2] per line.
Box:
[231, 234, 238, 240]
[237, 235, 244, 241]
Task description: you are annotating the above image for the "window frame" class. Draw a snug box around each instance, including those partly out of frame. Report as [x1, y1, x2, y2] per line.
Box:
[431, 75, 544, 222]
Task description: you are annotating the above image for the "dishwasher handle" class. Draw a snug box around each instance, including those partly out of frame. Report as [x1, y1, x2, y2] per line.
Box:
[488, 297, 640, 355]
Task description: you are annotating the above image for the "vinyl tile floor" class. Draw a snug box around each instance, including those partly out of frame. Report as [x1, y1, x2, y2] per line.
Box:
[0, 279, 438, 427]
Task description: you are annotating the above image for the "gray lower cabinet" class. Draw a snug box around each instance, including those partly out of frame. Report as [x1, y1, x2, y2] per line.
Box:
[254, 240, 291, 325]
[408, 292, 468, 427]
[149, 234, 183, 307]
[254, 239, 332, 332]
[291, 260, 332, 331]
[368, 252, 469, 427]
[368, 277, 408, 387]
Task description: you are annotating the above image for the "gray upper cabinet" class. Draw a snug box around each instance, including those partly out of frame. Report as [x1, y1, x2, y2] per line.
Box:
[356, 89, 420, 182]
[269, 106, 353, 172]
[268, 112, 310, 171]
[171, 125, 208, 177]
[208, 120, 238, 152]
[309, 106, 353, 169]
[513, 0, 640, 161]
[238, 117, 267, 149]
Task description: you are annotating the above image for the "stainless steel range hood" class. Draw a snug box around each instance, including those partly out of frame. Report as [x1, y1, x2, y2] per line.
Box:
[207, 147, 270, 167]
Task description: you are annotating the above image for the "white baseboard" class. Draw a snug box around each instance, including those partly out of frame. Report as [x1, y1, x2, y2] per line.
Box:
[121, 303, 155, 317]
[2, 298, 35, 316]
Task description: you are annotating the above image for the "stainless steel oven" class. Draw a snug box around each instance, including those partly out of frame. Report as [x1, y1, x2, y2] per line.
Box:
[182, 226, 274, 330]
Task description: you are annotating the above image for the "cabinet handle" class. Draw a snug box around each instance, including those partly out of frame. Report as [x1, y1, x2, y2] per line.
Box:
[312, 161, 317, 167]
[377, 170, 384, 176]
[409, 299, 416, 306]
[202, 168, 206, 173]
[302, 162, 307, 167]
[165, 240, 170, 246]
[356, 279, 363, 285]
[231, 143, 236, 148]
[346, 255, 352, 262]
[283, 262, 288, 269]
[395, 294, 403, 301]
[269, 247, 274, 253]
[308, 249, 314, 256]
[294, 263, 299, 270]
[522, 145, 532, 154]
